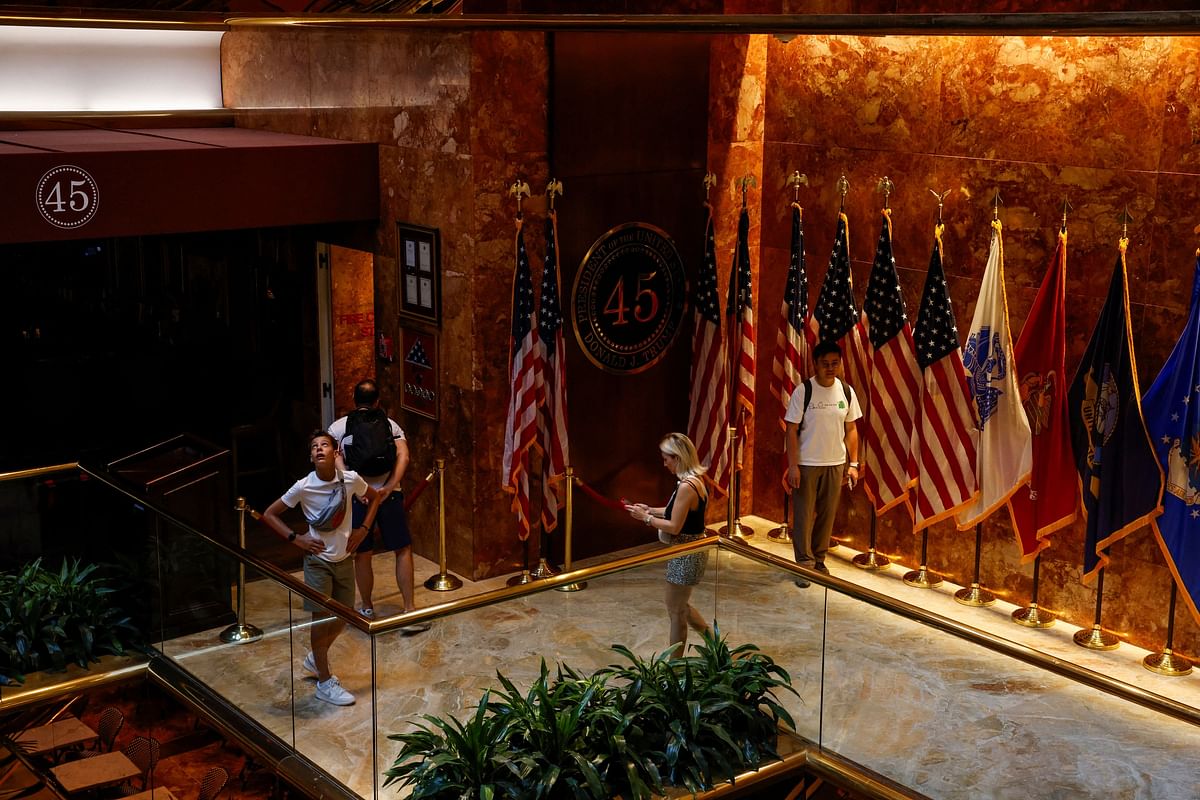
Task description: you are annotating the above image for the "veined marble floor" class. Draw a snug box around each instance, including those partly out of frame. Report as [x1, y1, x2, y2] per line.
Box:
[160, 517, 1200, 800]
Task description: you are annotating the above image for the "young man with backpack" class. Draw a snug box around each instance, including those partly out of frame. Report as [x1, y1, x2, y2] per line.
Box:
[784, 340, 862, 588]
[328, 378, 429, 633]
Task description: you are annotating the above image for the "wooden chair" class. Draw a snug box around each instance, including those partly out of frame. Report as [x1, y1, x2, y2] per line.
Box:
[121, 736, 161, 792]
[198, 767, 229, 800]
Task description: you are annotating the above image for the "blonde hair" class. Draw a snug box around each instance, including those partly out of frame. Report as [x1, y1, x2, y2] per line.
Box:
[659, 432, 706, 480]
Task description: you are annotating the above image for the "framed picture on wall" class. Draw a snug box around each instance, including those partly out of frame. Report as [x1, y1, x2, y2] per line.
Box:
[397, 223, 441, 326]
[399, 325, 439, 421]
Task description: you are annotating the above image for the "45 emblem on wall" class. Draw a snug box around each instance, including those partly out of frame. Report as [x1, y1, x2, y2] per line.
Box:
[36, 165, 100, 230]
[571, 222, 687, 374]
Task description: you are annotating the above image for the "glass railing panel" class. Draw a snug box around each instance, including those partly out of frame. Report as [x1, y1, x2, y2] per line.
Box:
[710, 546, 825, 744]
[371, 543, 721, 793]
[818, 587, 1200, 799]
[292, 614, 376, 797]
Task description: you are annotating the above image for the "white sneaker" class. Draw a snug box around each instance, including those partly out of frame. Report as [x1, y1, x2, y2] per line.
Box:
[359, 607, 374, 618]
[400, 620, 432, 635]
[315, 676, 355, 706]
[302, 652, 318, 678]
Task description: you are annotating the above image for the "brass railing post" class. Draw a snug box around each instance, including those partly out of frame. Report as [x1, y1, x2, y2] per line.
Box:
[556, 465, 586, 592]
[219, 497, 264, 644]
[424, 459, 463, 591]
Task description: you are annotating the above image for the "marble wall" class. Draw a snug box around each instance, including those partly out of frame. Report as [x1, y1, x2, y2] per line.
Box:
[712, 33, 1200, 656]
[222, 27, 549, 579]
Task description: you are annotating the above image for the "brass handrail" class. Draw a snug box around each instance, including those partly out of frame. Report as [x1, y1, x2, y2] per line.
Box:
[0, 463, 79, 483]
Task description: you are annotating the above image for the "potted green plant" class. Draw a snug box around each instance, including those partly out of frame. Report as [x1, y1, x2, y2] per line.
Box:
[0, 559, 141, 685]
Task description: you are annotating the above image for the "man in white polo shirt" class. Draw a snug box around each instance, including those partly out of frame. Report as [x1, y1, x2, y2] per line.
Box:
[784, 339, 862, 588]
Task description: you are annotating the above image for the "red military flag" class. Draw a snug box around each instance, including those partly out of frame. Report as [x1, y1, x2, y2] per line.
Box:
[813, 212, 872, 422]
[538, 208, 570, 533]
[770, 202, 815, 431]
[911, 224, 979, 531]
[1008, 229, 1076, 560]
[501, 217, 543, 540]
[727, 206, 757, 419]
[687, 203, 730, 493]
[862, 209, 921, 516]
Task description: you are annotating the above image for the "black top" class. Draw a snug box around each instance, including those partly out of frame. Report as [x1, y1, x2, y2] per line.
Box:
[664, 477, 708, 537]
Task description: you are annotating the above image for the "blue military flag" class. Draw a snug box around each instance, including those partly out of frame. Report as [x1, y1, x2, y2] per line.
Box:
[1067, 239, 1163, 580]
[1142, 251, 1200, 624]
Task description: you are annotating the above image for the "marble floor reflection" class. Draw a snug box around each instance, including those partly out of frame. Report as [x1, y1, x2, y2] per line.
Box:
[162, 520, 1200, 800]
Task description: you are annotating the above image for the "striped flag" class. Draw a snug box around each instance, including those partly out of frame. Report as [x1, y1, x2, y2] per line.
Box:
[957, 219, 1032, 529]
[1143, 252, 1200, 624]
[911, 224, 978, 532]
[814, 213, 872, 422]
[538, 209, 569, 533]
[687, 204, 730, 493]
[1009, 229, 1077, 560]
[501, 218, 543, 541]
[1068, 239, 1163, 580]
[727, 206, 757, 418]
[862, 209, 920, 516]
[770, 203, 815, 431]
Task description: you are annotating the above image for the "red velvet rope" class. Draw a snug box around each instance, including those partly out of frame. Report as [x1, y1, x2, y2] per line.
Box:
[403, 471, 435, 511]
[574, 476, 625, 511]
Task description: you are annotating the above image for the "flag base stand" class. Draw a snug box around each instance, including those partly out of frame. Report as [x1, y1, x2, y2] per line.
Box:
[219, 623, 263, 645]
[531, 557, 558, 579]
[852, 548, 890, 571]
[555, 580, 588, 593]
[954, 583, 995, 607]
[767, 525, 792, 543]
[506, 569, 535, 587]
[1011, 603, 1055, 628]
[1143, 648, 1193, 677]
[902, 566, 942, 589]
[719, 520, 754, 540]
[424, 572, 463, 592]
[1073, 624, 1120, 651]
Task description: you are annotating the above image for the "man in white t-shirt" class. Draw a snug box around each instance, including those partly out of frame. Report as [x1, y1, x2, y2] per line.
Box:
[263, 429, 380, 706]
[328, 379, 428, 634]
[784, 340, 862, 588]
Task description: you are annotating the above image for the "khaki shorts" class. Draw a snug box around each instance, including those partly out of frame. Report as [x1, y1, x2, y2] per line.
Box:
[301, 554, 355, 613]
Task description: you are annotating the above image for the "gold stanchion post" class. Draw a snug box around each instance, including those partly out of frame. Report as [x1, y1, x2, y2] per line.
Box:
[1144, 582, 1193, 676]
[424, 460, 462, 592]
[556, 466, 587, 592]
[219, 497, 264, 644]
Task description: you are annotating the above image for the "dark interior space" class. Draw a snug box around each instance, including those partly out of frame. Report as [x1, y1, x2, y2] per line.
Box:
[2, 227, 330, 493]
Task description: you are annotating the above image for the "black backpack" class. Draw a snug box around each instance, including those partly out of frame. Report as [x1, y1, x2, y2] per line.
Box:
[342, 407, 397, 476]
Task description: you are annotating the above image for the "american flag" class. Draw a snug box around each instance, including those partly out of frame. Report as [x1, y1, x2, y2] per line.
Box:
[728, 206, 757, 418]
[501, 218, 543, 541]
[814, 213, 872, 418]
[538, 209, 569, 534]
[911, 224, 978, 532]
[862, 210, 920, 516]
[687, 205, 730, 493]
[771, 203, 815, 432]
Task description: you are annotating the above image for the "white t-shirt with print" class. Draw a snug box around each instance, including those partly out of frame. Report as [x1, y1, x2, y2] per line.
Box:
[281, 470, 369, 562]
[328, 413, 405, 489]
[784, 379, 863, 467]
